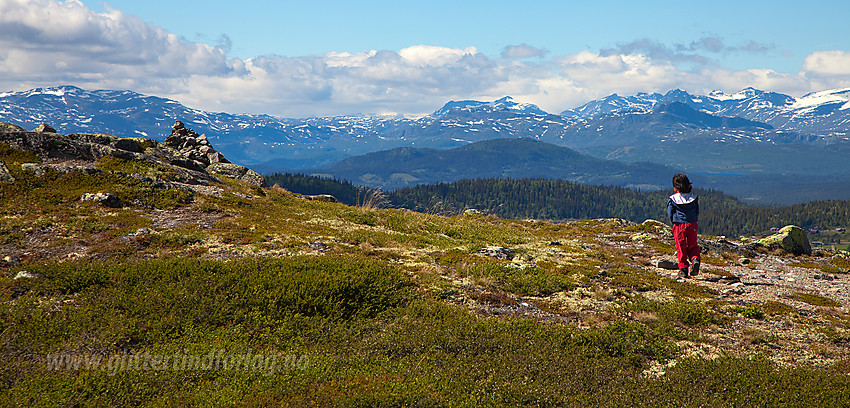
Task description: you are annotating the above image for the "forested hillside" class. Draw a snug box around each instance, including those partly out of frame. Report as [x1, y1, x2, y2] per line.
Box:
[266, 173, 850, 237]
[388, 179, 746, 236]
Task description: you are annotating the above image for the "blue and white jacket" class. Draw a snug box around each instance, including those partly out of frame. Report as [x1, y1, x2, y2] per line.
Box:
[666, 192, 699, 224]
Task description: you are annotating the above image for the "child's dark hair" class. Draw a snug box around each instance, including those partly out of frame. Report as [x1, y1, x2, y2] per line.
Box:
[672, 173, 692, 193]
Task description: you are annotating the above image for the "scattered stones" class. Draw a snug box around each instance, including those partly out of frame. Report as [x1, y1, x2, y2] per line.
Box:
[548, 240, 562, 246]
[478, 246, 516, 260]
[80, 192, 123, 208]
[814, 274, 836, 281]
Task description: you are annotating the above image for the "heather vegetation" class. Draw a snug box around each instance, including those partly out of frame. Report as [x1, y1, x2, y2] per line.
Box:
[3, 139, 850, 406]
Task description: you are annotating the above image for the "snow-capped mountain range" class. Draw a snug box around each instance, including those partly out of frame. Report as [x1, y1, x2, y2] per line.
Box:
[560, 87, 850, 135]
[1, 85, 849, 171]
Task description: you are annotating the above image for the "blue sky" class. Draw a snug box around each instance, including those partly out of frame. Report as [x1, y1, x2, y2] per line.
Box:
[88, 0, 845, 72]
[2, 0, 850, 117]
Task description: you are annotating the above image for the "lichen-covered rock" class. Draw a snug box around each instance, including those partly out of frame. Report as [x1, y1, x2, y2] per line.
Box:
[478, 246, 516, 260]
[0, 160, 14, 183]
[649, 257, 679, 270]
[630, 232, 654, 241]
[757, 225, 812, 255]
[303, 194, 338, 203]
[34, 123, 57, 133]
[81, 192, 123, 208]
[639, 219, 673, 239]
[207, 162, 265, 187]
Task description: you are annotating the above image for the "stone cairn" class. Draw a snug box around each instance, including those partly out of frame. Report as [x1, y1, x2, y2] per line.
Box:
[163, 121, 229, 168]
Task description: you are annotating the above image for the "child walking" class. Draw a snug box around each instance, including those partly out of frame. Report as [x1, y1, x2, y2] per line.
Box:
[666, 173, 700, 278]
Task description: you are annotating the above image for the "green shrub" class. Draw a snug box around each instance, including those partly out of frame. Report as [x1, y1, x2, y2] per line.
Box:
[636, 356, 850, 407]
[95, 156, 180, 181]
[0, 142, 41, 164]
[789, 292, 841, 308]
[625, 296, 727, 328]
[733, 305, 765, 319]
[463, 262, 576, 296]
[572, 321, 674, 369]
[761, 300, 796, 316]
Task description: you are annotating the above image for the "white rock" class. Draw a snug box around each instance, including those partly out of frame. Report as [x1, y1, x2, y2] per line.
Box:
[14, 270, 36, 280]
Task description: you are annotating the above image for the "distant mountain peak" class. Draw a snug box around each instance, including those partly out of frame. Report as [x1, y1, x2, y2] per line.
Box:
[432, 96, 548, 117]
[733, 87, 762, 99]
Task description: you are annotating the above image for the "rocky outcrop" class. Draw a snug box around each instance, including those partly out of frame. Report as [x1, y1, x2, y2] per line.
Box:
[0, 123, 25, 132]
[757, 225, 812, 255]
[0, 121, 267, 193]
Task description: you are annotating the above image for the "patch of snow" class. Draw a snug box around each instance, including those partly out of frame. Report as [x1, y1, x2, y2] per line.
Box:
[790, 89, 850, 110]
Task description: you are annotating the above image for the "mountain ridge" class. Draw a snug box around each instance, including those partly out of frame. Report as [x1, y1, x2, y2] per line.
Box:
[310, 137, 680, 190]
[2, 85, 849, 175]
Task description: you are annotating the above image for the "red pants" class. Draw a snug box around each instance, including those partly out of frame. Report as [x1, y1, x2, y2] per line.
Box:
[672, 222, 700, 269]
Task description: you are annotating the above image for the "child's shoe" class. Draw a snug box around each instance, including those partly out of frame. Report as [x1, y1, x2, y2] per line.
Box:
[690, 259, 700, 277]
[677, 268, 688, 279]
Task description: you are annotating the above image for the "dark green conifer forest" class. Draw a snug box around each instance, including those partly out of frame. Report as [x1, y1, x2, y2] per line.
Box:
[265, 173, 850, 237]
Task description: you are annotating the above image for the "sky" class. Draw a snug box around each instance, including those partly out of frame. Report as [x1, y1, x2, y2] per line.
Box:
[1, 0, 849, 118]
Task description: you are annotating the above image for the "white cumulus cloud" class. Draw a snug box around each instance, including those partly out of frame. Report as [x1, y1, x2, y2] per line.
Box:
[0, 0, 240, 87]
[803, 51, 850, 76]
[398, 45, 478, 67]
